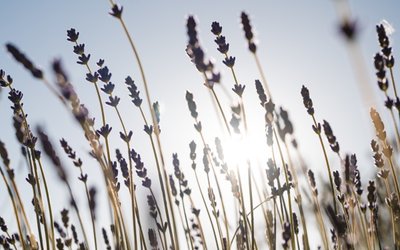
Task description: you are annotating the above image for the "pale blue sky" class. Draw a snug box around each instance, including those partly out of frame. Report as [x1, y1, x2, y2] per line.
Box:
[1, 1, 400, 248]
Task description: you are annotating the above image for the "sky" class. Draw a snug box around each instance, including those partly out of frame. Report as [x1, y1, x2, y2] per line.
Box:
[1, 0, 400, 248]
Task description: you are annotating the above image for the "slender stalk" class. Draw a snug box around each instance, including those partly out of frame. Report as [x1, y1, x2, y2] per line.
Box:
[179, 184, 194, 250]
[188, 196, 207, 250]
[149, 189, 168, 249]
[76, 164, 98, 250]
[237, 166, 250, 250]
[384, 144, 400, 198]
[384, 90, 400, 150]
[312, 115, 337, 214]
[0, 168, 27, 250]
[26, 149, 44, 250]
[383, 178, 397, 248]
[113, 11, 179, 249]
[196, 125, 229, 246]
[389, 68, 399, 99]
[37, 159, 56, 250]
[205, 78, 231, 136]
[65, 182, 90, 248]
[248, 164, 255, 250]
[193, 169, 220, 250]
[114, 105, 140, 249]
[148, 133, 176, 248]
[272, 128, 295, 250]
[30, 155, 50, 250]
[253, 53, 272, 100]
[315, 197, 329, 249]
[4, 160, 33, 238]
[206, 173, 224, 247]
[283, 141, 310, 250]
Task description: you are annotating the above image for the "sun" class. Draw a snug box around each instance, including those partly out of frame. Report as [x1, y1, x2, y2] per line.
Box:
[222, 132, 268, 168]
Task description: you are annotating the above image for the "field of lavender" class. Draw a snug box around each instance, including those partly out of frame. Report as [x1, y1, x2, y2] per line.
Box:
[0, 1, 400, 250]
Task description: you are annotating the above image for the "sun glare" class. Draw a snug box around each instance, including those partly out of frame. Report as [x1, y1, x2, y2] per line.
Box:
[223, 132, 268, 168]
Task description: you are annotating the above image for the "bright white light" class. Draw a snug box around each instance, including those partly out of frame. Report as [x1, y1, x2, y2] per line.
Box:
[222, 132, 268, 168]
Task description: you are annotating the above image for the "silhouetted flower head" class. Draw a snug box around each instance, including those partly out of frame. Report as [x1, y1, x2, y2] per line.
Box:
[215, 36, 229, 54]
[255, 79, 267, 107]
[67, 28, 79, 42]
[232, 83, 245, 97]
[37, 127, 67, 182]
[339, 19, 358, 41]
[77, 53, 90, 65]
[282, 222, 291, 249]
[230, 114, 241, 134]
[308, 169, 317, 195]
[376, 23, 389, 48]
[280, 107, 293, 135]
[301, 85, 314, 115]
[153, 101, 161, 124]
[386, 56, 395, 68]
[89, 187, 97, 218]
[211, 21, 222, 36]
[106, 96, 120, 107]
[323, 120, 340, 153]
[101, 82, 115, 95]
[98, 66, 112, 83]
[187, 15, 198, 47]
[385, 96, 394, 109]
[52, 59, 69, 83]
[86, 72, 98, 83]
[382, 46, 392, 58]
[97, 59, 105, 67]
[110, 4, 123, 18]
[187, 46, 207, 72]
[223, 56, 235, 67]
[8, 88, 23, 105]
[241, 12, 257, 53]
[0, 70, 11, 87]
[120, 131, 133, 143]
[374, 53, 389, 92]
[73, 44, 85, 55]
[144, 125, 153, 135]
[189, 141, 197, 161]
[374, 53, 385, 71]
[97, 124, 112, 138]
[376, 22, 396, 70]
[148, 229, 158, 248]
[6, 43, 43, 79]
[185, 91, 198, 119]
[367, 180, 376, 209]
[125, 76, 142, 107]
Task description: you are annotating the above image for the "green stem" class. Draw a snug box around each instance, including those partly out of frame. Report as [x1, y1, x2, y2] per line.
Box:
[150, 188, 168, 249]
[37, 159, 56, 250]
[0, 168, 27, 250]
[116, 14, 179, 249]
[272, 128, 295, 250]
[389, 68, 399, 99]
[179, 183, 194, 250]
[26, 149, 44, 250]
[148, 133, 176, 248]
[312, 115, 337, 214]
[253, 53, 272, 100]
[237, 167, 250, 250]
[196, 125, 230, 246]
[248, 164, 255, 250]
[114, 105, 140, 250]
[194, 169, 220, 249]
